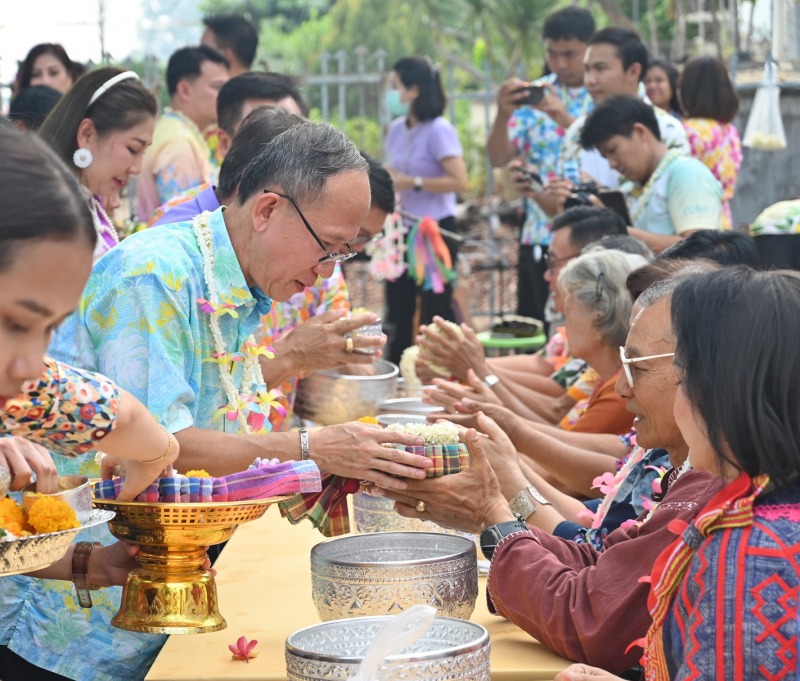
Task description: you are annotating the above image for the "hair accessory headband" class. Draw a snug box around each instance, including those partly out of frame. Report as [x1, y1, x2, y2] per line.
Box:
[88, 71, 140, 106]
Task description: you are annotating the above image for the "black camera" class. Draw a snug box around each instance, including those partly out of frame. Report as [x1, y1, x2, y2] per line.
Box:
[564, 181, 600, 209]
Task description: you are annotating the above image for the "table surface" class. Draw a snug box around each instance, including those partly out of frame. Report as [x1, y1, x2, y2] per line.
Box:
[146, 505, 570, 680]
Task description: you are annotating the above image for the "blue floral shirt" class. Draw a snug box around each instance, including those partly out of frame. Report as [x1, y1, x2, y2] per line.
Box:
[507, 74, 593, 246]
[0, 208, 272, 680]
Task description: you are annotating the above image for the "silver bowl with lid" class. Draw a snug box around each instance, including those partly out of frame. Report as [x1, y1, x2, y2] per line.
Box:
[285, 615, 490, 681]
[310, 532, 478, 622]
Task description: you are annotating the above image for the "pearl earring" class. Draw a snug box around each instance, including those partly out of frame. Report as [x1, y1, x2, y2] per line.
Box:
[73, 147, 93, 169]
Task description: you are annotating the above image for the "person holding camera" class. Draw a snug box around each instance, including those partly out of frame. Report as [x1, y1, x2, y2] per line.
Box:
[580, 95, 722, 253]
[559, 28, 689, 192]
[486, 6, 595, 322]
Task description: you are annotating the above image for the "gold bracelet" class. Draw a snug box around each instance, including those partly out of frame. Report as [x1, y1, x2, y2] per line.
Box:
[140, 425, 173, 465]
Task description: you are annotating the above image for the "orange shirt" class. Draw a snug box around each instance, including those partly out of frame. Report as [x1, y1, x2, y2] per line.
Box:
[562, 368, 633, 435]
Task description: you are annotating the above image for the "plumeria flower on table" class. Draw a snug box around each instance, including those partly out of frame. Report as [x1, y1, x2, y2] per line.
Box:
[229, 635, 258, 662]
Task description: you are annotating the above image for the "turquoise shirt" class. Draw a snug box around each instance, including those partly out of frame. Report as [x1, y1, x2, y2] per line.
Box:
[0, 208, 272, 680]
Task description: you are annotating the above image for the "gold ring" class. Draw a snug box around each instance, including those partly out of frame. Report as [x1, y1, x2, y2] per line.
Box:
[415, 500, 426, 513]
[345, 337, 354, 353]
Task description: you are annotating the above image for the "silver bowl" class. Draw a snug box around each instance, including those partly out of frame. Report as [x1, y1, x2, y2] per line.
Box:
[286, 615, 490, 681]
[377, 397, 443, 416]
[23, 475, 93, 522]
[295, 359, 399, 425]
[310, 532, 478, 622]
[0, 508, 115, 577]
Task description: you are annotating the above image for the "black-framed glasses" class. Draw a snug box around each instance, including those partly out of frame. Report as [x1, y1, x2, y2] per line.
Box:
[543, 251, 579, 272]
[265, 190, 356, 264]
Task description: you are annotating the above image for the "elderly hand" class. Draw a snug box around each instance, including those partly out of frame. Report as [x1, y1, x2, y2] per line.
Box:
[434, 397, 523, 442]
[99, 430, 180, 501]
[416, 317, 489, 382]
[384, 426, 515, 532]
[274, 309, 385, 377]
[0, 437, 59, 494]
[554, 664, 626, 681]
[88, 541, 215, 588]
[308, 423, 430, 491]
[424, 370, 501, 413]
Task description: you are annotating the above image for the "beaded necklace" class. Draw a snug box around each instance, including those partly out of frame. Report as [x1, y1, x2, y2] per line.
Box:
[628, 149, 683, 226]
[192, 211, 284, 434]
[89, 196, 121, 248]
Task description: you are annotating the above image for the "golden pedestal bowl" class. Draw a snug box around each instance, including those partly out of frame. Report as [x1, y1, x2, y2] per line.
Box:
[92, 497, 288, 635]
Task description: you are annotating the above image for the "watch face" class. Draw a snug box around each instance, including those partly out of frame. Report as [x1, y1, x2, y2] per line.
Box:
[509, 490, 535, 519]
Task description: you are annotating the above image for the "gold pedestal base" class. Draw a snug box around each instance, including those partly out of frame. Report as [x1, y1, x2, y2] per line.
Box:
[93, 497, 288, 635]
[112, 559, 226, 634]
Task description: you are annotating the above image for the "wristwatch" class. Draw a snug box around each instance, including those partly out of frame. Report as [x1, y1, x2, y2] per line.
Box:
[480, 519, 529, 561]
[483, 374, 501, 390]
[72, 541, 101, 608]
[413, 176, 423, 192]
[508, 485, 552, 520]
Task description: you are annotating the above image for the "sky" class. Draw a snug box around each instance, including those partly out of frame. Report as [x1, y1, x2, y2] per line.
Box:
[0, 0, 201, 88]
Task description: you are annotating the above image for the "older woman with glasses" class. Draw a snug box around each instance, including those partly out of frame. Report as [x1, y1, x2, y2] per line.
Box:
[556, 266, 800, 680]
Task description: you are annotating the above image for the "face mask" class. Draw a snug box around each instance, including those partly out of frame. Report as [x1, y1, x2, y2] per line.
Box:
[385, 89, 409, 117]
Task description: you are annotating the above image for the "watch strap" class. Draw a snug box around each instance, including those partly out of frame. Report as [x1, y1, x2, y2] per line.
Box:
[72, 541, 101, 608]
[299, 428, 310, 461]
[479, 519, 529, 561]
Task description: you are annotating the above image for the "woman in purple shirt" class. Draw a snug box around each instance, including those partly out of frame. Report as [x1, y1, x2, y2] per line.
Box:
[383, 56, 468, 364]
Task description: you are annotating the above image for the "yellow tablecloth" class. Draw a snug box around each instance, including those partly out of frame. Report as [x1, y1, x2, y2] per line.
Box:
[146, 505, 570, 680]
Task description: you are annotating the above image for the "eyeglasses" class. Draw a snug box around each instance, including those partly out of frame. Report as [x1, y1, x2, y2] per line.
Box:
[619, 345, 675, 388]
[543, 251, 579, 272]
[349, 230, 382, 247]
[265, 190, 356, 264]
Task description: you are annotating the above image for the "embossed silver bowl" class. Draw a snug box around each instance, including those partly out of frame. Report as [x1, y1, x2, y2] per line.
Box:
[376, 414, 430, 427]
[295, 359, 399, 425]
[0, 508, 115, 577]
[23, 475, 93, 522]
[286, 615, 491, 681]
[310, 532, 478, 622]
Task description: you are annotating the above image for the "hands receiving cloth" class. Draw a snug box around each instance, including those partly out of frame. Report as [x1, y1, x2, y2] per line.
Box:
[383, 414, 519, 534]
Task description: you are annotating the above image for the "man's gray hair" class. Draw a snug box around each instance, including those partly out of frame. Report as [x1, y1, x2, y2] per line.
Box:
[559, 249, 648, 348]
[637, 261, 720, 310]
[237, 120, 368, 206]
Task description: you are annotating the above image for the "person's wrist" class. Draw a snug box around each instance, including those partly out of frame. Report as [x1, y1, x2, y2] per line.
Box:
[479, 498, 516, 530]
[83, 542, 107, 590]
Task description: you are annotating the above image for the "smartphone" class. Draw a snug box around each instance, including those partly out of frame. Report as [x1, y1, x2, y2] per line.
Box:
[511, 85, 546, 107]
[598, 190, 633, 226]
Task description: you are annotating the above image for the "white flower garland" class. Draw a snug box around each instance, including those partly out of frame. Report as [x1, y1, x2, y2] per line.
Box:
[192, 211, 284, 434]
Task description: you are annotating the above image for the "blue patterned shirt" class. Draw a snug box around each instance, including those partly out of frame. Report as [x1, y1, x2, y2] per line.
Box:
[507, 74, 593, 246]
[0, 208, 272, 680]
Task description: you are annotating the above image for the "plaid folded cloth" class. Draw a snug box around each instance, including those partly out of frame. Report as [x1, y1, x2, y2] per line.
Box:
[402, 444, 470, 477]
[279, 474, 359, 537]
[277, 444, 470, 537]
[93, 459, 321, 502]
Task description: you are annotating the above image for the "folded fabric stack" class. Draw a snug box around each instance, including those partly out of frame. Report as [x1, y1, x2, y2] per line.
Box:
[278, 443, 470, 537]
[93, 458, 322, 502]
[403, 443, 470, 477]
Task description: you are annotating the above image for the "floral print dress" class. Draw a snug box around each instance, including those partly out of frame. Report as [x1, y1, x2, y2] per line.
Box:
[683, 118, 743, 230]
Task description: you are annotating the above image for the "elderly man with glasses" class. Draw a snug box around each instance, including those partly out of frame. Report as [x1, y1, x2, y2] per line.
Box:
[50, 121, 429, 493]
